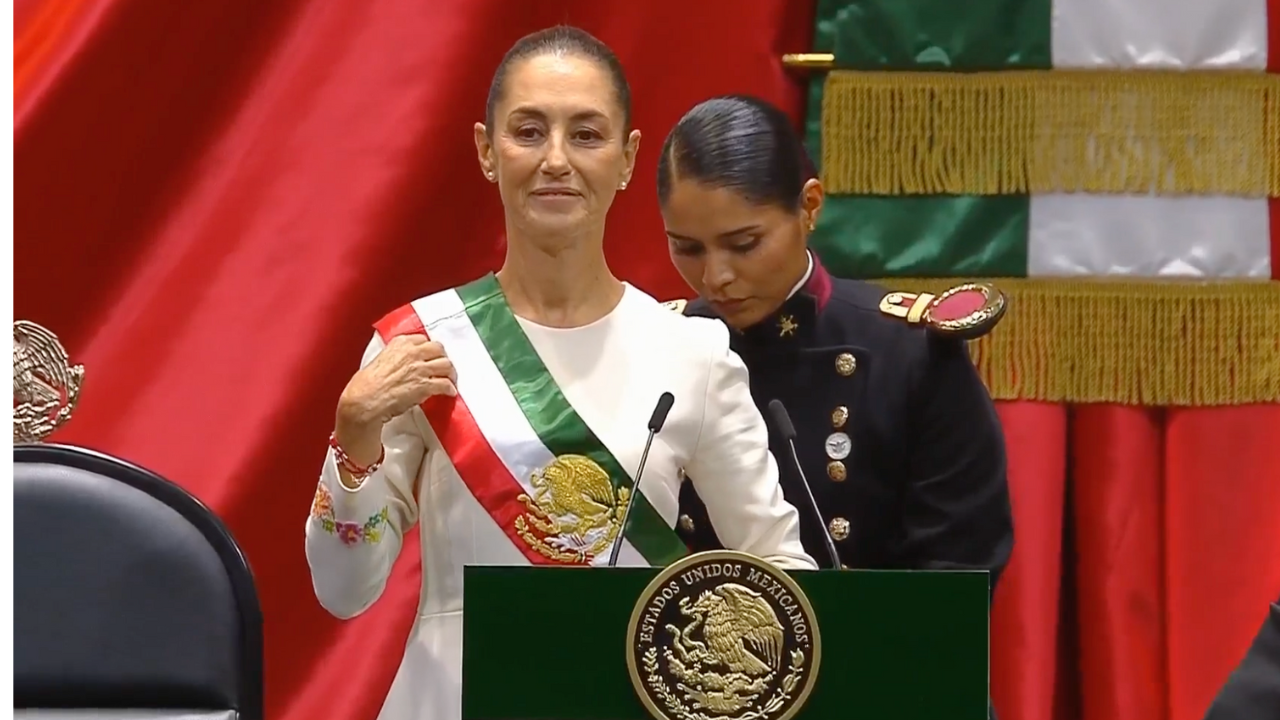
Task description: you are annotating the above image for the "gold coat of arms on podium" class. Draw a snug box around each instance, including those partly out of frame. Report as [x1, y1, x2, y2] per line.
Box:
[13, 320, 84, 444]
[626, 551, 822, 720]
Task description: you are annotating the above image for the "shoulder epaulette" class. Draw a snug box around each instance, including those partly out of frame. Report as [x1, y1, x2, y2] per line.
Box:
[661, 299, 690, 314]
[877, 283, 1007, 340]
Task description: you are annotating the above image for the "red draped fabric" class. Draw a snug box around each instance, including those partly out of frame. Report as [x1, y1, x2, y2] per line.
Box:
[14, 2, 815, 719]
[14, 3, 1280, 720]
[987, 404, 1280, 720]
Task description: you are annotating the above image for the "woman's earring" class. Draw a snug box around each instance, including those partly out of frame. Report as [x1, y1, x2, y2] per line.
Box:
[485, 171, 496, 182]
[619, 181, 628, 190]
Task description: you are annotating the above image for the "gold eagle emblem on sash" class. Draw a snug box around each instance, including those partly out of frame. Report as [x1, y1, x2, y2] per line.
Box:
[514, 454, 630, 563]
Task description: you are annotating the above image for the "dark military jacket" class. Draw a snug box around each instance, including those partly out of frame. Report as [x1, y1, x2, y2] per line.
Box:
[1202, 595, 1280, 720]
[671, 256, 1014, 592]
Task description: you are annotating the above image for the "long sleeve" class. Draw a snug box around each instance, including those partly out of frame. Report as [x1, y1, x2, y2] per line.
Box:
[686, 324, 818, 571]
[902, 334, 1014, 592]
[305, 334, 426, 619]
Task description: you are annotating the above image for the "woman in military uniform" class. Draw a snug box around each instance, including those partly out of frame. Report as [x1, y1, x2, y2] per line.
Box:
[656, 95, 1014, 590]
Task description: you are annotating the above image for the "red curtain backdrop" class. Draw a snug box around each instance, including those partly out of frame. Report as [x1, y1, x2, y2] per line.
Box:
[14, 2, 816, 719]
[14, 3, 1280, 720]
[990, 404, 1280, 720]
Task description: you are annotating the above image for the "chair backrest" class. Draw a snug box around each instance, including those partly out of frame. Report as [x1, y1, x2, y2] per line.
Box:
[13, 444, 263, 720]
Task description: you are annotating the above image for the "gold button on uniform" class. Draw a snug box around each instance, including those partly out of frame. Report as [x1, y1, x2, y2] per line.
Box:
[835, 353, 857, 376]
[827, 461, 847, 482]
[829, 517, 850, 541]
[831, 405, 848, 428]
[678, 514, 695, 533]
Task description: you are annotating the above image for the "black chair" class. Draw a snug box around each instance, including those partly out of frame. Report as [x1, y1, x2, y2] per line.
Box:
[14, 443, 263, 720]
[1202, 594, 1280, 720]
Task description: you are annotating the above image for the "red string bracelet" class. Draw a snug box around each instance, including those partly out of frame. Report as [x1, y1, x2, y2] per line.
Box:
[329, 432, 385, 480]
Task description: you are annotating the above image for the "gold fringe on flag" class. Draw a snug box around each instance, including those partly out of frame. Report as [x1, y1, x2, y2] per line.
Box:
[887, 278, 1280, 406]
[823, 70, 1280, 197]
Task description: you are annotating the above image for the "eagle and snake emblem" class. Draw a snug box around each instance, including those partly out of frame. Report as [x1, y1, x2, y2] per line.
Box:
[13, 321, 84, 444]
[628, 552, 821, 720]
[514, 453, 630, 563]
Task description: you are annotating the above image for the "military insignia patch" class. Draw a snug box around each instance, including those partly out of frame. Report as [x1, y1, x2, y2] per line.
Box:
[627, 550, 821, 720]
[777, 314, 798, 337]
[662, 299, 689, 314]
[878, 282, 1008, 340]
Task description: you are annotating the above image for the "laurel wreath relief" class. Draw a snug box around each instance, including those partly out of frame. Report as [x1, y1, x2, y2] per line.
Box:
[643, 646, 806, 720]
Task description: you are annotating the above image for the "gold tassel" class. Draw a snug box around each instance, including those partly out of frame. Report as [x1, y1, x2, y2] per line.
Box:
[885, 278, 1280, 406]
[823, 70, 1280, 197]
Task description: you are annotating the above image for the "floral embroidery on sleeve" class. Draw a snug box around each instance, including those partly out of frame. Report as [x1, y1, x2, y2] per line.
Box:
[309, 482, 390, 546]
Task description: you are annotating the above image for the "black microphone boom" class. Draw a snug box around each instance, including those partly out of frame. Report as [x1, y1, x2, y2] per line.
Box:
[607, 392, 675, 567]
[767, 399, 842, 570]
[769, 399, 798, 440]
[648, 392, 675, 432]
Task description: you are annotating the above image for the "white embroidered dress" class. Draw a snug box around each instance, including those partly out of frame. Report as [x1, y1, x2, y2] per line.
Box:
[305, 278, 815, 720]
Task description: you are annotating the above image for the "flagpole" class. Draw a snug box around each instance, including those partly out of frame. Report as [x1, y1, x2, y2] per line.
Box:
[781, 53, 834, 71]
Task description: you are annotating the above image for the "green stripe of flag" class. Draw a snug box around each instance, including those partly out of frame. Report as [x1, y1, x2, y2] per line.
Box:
[456, 274, 688, 566]
[807, 0, 1051, 279]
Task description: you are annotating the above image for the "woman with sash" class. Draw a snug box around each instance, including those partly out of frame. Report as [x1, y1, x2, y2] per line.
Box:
[304, 28, 817, 720]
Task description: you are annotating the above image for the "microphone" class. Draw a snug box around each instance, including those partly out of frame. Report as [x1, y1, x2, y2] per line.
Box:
[607, 392, 675, 567]
[767, 399, 842, 570]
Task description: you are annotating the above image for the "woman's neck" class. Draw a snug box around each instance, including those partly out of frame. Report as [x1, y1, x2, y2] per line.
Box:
[497, 225, 624, 329]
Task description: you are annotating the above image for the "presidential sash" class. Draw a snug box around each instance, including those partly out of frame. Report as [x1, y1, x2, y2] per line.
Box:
[375, 274, 688, 567]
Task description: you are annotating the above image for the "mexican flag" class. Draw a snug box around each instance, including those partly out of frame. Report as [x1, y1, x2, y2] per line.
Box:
[804, 0, 1280, 407]
[801, 3, 1280, 720]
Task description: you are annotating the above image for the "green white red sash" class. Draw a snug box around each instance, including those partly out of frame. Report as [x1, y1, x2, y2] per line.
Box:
[374, 274, 688, 567]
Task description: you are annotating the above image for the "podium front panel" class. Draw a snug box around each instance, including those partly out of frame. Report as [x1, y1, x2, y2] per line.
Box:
[462, 566, 988, 720]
